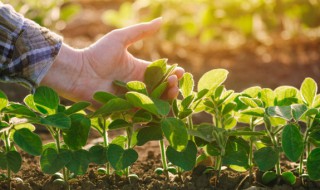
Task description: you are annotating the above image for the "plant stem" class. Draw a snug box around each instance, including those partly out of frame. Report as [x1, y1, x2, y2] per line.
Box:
[159, 139, 169, 179]
[264, 118, 281, 175]
[125, 127, 133, 178]
[187, 116, 194, 141]
[299, 118, 312, 175]
[215, 155, 222, 181]
[248, 118, 254, 183]
[4, 131, 12, 190]
[52, 128, 68, 183]
[103, 129, 110, 175]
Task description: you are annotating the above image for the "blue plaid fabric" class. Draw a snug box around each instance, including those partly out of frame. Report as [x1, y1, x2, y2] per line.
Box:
[0, 3, 62, 89]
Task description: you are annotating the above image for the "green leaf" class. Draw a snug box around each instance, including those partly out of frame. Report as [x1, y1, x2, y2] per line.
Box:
[307, 148, 320, 180]
[152, 98, 170, 116]
[179, 72, 194, 98]
[282, 124, 303, 162]
[64, 102, 91, 115]
[239, 97, 259, 108]
[254, 147, 278, 172]
[266, 106, 292, 121]
[241, 107, 265, 117]
[3, 103, 37, 118]
[108, 119, 131, 130]
[144, 59, 167, 91]
[66, 149, 90, 175]
[40, 148, 72, 174]
[305, 108, 319, 117]
[281, 171, 296, 185]
[205, 143, 220, 156]
[0, 151, 22, 173]
[40, 113, 71, 129]
[300, 78, 317, 106]
[188, 124, 214, 142]
[291, 104, 308, 121]
[136, 126, 163, 146]
[275, 86, 298, 106]
[313, 95, 320, 108]
[222, 102, 236, 115]
[23, 94, 35, 109]
[223, 137, 249, 169]
[93, 91, 117, 104]
[126, 92, 158, 115]
[260, 88, 275, 107]
[33, 86, 59, 114]
[262, 171, 277, 184]
[180, 95, 195, 110]
[150, 82, 168, 98]
[242, 86, 261, 98]
[107, 144, 138, 170]
[13, 123, 36, 131]
[13, 128, 42, 156]
[92, 98, 132, 117]
[309, 130, 320, 147]
[166, 140, 197, 171]
[62, 114, 91, 150]
[111, 135, 127, 148]
[89, 145, 108, 164]
[161, 118, 188, 151]
[132, 110, 152, 123]
[198, 69, 228, 92]
[127, 81, 148, 95]
[214, 85, 225, 99]
[90, 117, 108, 135]
[0, 90, 8, 111]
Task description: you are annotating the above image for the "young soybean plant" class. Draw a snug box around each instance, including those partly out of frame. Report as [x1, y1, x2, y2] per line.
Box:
[90, 90, 138, 179]
[187, 69, 264, 182]
[23, 86, 91, 186]
[0, 90, 42, 187]
[112, 59, 197, 179]
[239, 86, 299, 184]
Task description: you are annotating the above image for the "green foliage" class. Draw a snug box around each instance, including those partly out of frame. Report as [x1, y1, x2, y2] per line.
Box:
[307, 148, 320, 180]
[282, 124, 303, 162]
[254, 147, 278, 172]
[166, 141, 197, 171]
[1, 60, 320, 184]
[13, 128, 42, 156]
[40, 148, 72, 174]
[161, 118, 188, 151]
[107, 144, 138, 171]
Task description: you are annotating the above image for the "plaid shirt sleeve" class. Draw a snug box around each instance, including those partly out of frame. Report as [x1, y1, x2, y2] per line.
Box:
[0, 3, 62, 89]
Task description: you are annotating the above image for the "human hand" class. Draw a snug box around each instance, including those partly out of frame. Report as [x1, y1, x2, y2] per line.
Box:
[41, 18, 184, 105]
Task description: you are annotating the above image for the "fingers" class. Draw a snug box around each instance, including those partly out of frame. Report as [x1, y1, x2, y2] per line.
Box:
[173, 67, 185, 79]
[115, 18, 162, 47]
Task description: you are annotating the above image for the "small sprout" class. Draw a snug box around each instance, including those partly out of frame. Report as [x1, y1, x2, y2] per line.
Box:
[167, 167, 178, 175]
[97, 168, 107, 175]
[155, 168, 164, 175]
[51, 172, 64, 181]
[262, 171, 277, 184]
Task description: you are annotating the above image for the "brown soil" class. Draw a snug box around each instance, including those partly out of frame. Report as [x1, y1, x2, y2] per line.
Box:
[1, 149, 320, 190]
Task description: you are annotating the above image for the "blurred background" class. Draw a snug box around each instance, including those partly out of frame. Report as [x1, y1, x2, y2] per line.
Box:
[1, 0, 320, 102]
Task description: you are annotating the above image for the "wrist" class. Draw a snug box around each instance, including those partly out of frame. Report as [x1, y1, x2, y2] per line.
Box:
[41, 44, 83, 100]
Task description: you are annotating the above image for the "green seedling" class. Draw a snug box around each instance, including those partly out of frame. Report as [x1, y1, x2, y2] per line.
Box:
[1, 59, 320, 188]
[23, 86, 91, 186]
[0, 90, 43, 190]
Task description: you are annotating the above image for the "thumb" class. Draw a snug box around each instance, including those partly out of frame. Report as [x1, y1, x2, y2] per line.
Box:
[115, 18, 162, 47]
